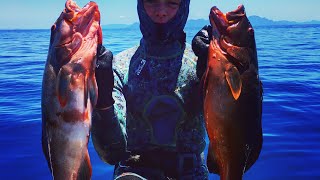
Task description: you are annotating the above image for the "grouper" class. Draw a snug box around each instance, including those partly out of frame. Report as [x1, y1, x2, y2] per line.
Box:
[41, 0, 101, 179]
[202, 5, 263, 180]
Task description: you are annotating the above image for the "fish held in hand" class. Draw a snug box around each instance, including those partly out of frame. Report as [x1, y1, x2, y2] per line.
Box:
[41, 0, 101, 179]
[203, 5, 263, 180]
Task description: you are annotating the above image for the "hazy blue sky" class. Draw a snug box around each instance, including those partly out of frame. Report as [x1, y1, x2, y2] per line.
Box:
[1, 0, 319, 29]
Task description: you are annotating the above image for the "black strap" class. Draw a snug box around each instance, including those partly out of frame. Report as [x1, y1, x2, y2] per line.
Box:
[119, 150, 202, 178]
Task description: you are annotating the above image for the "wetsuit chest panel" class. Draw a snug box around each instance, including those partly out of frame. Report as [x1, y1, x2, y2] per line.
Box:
[114, 45, 204, 151]
[125, 55, 184, 146]
[143, 95, 184, 145]
[127, 55, 182, 109]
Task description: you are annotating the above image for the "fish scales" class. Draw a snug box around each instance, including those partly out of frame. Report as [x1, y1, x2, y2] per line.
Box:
[203, 5, 263, 180]
[41, 0, 101, 179]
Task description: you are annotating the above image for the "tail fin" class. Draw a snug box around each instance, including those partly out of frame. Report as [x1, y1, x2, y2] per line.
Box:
[77, 151, 92, 180]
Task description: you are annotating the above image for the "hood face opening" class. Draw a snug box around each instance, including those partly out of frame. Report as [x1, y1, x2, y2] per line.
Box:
[137, 0, 190, 43]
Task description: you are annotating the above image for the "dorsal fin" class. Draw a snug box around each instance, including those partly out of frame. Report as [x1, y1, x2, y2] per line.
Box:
[84, 75, 88, 109]
[200, 68, 210, 98]
[88, 76, 98, 107]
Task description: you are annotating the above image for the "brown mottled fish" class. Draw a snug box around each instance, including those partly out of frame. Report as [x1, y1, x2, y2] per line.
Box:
[41, 0, 101, 179]
[203, 5, 263, 180]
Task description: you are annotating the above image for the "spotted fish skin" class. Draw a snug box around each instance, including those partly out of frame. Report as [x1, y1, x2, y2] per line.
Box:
[203, 5, 263, 180]
[41, 0, 101, 179]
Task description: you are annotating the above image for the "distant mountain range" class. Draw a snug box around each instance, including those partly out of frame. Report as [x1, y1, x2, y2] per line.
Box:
[248, 16, 320, 27]
[102, 16, 320, 30]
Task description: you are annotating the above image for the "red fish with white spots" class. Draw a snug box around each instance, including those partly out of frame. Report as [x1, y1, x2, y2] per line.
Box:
[41, 0, 101, 179]
[203, 5, 263, 180]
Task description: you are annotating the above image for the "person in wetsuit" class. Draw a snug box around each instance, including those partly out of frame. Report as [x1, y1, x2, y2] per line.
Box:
[92, 0, 212, 179]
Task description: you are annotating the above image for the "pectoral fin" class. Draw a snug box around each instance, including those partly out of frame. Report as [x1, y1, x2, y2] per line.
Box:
[225, 66, 242, 100]
[56, 68, 71, 107]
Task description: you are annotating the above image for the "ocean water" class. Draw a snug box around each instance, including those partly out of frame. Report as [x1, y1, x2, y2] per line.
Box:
[0, 24, 320, 180]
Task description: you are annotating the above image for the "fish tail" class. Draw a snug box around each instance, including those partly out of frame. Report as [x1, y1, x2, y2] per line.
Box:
[77, 151, 92, 180]
[207, 142, 219, 174]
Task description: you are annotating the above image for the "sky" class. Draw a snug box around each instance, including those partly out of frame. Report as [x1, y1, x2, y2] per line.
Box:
[1, 0, 320, 29]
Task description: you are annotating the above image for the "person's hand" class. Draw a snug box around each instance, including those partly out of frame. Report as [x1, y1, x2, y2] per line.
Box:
[192, 25, 212, 79]
[95, 45, 115, 109]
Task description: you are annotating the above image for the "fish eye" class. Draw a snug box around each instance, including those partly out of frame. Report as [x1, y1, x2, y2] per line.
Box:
[248, 28, 254, 36]
[51, 24, 56, 32]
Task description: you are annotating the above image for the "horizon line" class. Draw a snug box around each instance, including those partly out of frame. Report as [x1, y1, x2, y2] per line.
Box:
[1, 16, 319, 30]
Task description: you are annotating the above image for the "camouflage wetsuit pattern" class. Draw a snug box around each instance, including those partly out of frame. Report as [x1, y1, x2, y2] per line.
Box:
[92, 0, 209, 179]
[106, 41, 209, 179]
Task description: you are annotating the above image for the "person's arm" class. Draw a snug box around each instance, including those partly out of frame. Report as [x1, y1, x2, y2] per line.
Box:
[91, 45, 127, 165]
[191, 25, 212, 79]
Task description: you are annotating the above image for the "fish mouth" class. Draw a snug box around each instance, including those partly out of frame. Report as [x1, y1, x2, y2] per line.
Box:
[50, 0, 101, 67]
[226, 5, 246, 26]
[52, 0, 101, 48]
[210, 5, 246, 46]
[64, 0, 101, 38]
[209, 5, 255, 72]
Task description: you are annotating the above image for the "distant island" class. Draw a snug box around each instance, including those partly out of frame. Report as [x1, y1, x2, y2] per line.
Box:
[102, 16, 320, 30]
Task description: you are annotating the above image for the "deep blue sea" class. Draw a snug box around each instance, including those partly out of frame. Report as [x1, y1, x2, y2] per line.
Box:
[0, 24, 320, 180]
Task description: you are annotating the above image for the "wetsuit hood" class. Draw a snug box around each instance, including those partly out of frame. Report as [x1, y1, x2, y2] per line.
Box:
[137, 0, 190, 44]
